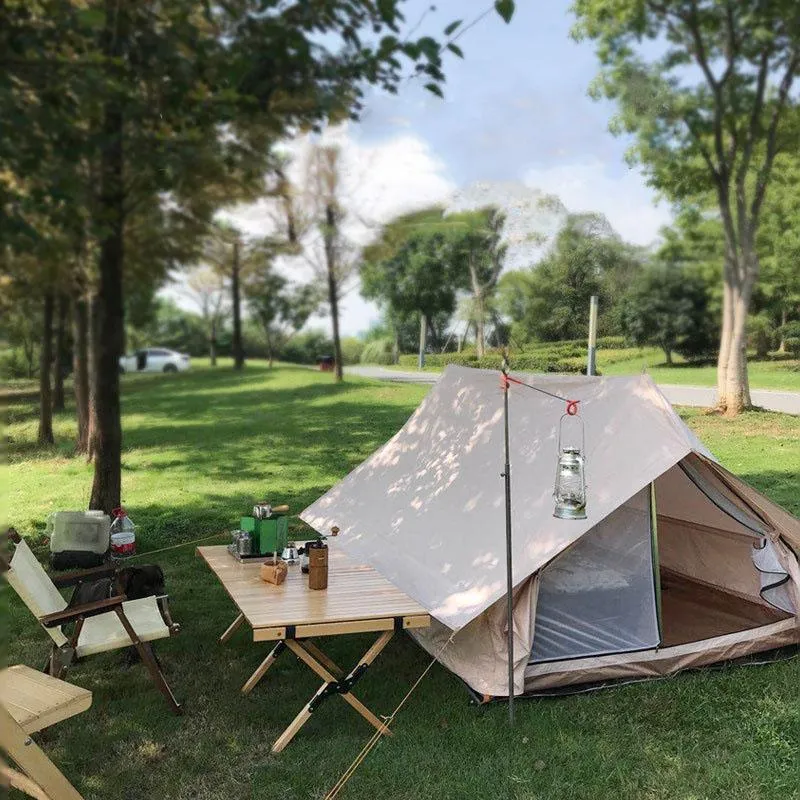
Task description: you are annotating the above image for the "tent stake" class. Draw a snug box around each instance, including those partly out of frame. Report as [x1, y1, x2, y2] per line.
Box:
[502, 358, 514, 725]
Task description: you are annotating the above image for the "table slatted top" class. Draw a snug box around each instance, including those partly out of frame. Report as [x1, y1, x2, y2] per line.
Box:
[197, 545, 429, 636]
[0, 665, 92, 734]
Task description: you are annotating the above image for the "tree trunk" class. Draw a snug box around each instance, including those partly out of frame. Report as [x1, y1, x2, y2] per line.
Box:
[72, 289, 91, 454]
[90, 10, 125, 513]
[23, 334, 35, 379]
[86, 294, 99, 461]
[324, 203, 344, 382]
[231, 240, 244, 370]
[662, 345, 673, 366]
[474, 300, 485, 359]
[716, 260, 754, 415]
[53, 293, 68, 412]
[38, 292, 55, 445]
[209, 319, 217, 366]
[778, 307, 787, 353]
[418, 313, 426, 369]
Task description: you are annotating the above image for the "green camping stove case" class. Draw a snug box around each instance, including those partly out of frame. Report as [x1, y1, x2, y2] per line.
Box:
[240, 514, 289, 555]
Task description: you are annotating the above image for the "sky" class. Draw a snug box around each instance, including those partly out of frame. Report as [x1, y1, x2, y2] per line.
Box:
[167, 0, 672, 337]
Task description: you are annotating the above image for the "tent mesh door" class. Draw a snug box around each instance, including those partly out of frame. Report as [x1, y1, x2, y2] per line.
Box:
[529, 487, 661, 663]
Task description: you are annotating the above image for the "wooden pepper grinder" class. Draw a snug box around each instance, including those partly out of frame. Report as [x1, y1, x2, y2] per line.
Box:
[308, 526, 338, 590]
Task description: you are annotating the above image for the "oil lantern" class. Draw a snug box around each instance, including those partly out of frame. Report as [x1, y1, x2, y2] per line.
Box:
[553, 402, 587, 520]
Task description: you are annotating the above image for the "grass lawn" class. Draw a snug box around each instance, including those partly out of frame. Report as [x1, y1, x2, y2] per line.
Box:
[2, 362, 798, 800]
[598, 349, 800, 391]
[388, 348, 800, 392]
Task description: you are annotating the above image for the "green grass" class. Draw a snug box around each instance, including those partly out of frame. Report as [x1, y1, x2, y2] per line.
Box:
[2, 362, 799, 800]
[597, 349, 800, 391]
[383, 347, 800, 392]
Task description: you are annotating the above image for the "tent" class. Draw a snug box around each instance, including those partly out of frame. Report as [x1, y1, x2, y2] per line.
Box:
[300, 365, 800, 698]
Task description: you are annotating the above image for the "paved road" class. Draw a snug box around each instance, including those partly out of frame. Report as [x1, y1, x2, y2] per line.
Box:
[346, 365, 800, 415]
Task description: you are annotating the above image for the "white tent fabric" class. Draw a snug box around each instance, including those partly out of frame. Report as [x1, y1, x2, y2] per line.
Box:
[301, 366, 710, 631]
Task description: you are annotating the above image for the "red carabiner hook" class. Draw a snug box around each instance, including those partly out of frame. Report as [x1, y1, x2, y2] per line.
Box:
[566, 400, 579, 416]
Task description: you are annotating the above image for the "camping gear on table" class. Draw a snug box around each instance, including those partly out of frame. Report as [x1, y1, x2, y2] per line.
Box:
[109, 507, 136, 559]
[240, 502, 289, 555]
[253, 503, 288, 520]
[307, 539, 328, 590]
[47, 511, 110, 570]
[260, 559, 288, 585]
[299, 365, 800, 699]
[281, 542, 299, 564]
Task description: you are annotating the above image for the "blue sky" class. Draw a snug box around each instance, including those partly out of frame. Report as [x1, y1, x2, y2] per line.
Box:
[214, 1, 672, 336]
[357, 0, 629, 184]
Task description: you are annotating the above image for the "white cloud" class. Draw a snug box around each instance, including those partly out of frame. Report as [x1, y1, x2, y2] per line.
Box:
[522, 159, 672, 247]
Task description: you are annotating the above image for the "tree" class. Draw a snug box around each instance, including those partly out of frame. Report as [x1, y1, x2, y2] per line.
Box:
[446, 208, 508, 358]
[246, 269, 319, 367]
[573, 0, 800, 413]
[361, 206, 462, 365]
[298, 146, 355, 381]
[185, 266, 228, 365]
[4, 0, 516, 511]
[621, 265, 715, 364]
[498, 214, 642, 343]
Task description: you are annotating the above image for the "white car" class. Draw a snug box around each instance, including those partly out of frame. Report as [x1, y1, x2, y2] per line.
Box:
[119, 348, 191, 374]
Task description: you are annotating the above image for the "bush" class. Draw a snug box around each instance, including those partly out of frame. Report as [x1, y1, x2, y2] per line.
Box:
[0, 348, 37, 380]
[397, 348, 583, 374]
[279, 330, 333, 364]
[784, 337, 800, 357]
[361, 338, 397, 365]
[339, 337, 364, 366]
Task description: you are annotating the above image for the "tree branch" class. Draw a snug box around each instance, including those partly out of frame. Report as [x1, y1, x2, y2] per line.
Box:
[750, 51, 799, 223]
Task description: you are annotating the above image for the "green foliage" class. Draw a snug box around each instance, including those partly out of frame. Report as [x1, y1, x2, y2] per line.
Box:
[127, 299, 208, 356]
[361, 338, 398, 365]
[499, 214, 644, 343]
[360, 206, 465, 342]
[620, 264, 715, 362]
[748, 314, 776, 360]
[245, 263, 319, 362]
[339, 337, 365, 366]
[279, 330, 333, 365]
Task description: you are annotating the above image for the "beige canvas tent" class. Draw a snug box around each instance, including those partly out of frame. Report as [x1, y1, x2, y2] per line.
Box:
[301, 366, 800, 698]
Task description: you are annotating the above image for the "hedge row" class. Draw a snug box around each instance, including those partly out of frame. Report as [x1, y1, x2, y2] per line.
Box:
[398, 351, 584, 373]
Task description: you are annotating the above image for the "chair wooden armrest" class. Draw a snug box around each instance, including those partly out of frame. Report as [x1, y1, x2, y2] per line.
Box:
[156, 595, 181, 634]
[51, 564, 117, 588]
[40, 596, 127, 628]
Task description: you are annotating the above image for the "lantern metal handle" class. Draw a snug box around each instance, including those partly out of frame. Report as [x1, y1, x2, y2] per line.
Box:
[556, 411, 585, 455]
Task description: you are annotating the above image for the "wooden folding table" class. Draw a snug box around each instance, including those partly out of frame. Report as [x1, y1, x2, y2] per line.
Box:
[197, 545, 430, 752]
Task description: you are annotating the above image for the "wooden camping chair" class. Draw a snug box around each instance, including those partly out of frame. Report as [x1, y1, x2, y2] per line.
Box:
[1, 528, 182, 715]
[0, 664, 92, 800]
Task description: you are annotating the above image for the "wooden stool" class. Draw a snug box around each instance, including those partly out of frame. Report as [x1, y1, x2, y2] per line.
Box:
[0, 664, 92, 800]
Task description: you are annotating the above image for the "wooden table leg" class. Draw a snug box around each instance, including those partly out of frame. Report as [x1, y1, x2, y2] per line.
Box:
[272, 633, 395, 754]
[241, 640, 286, 695]
[301, 641, 343, 679]
[0, 706, 84, 800]
[220, 613, 245, 644]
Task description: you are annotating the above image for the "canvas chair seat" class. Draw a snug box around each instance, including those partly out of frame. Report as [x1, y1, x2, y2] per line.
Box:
[75, 596, 170, 657]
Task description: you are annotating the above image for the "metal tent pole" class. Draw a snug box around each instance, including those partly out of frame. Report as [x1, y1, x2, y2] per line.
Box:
[501, 361, 514, 725]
